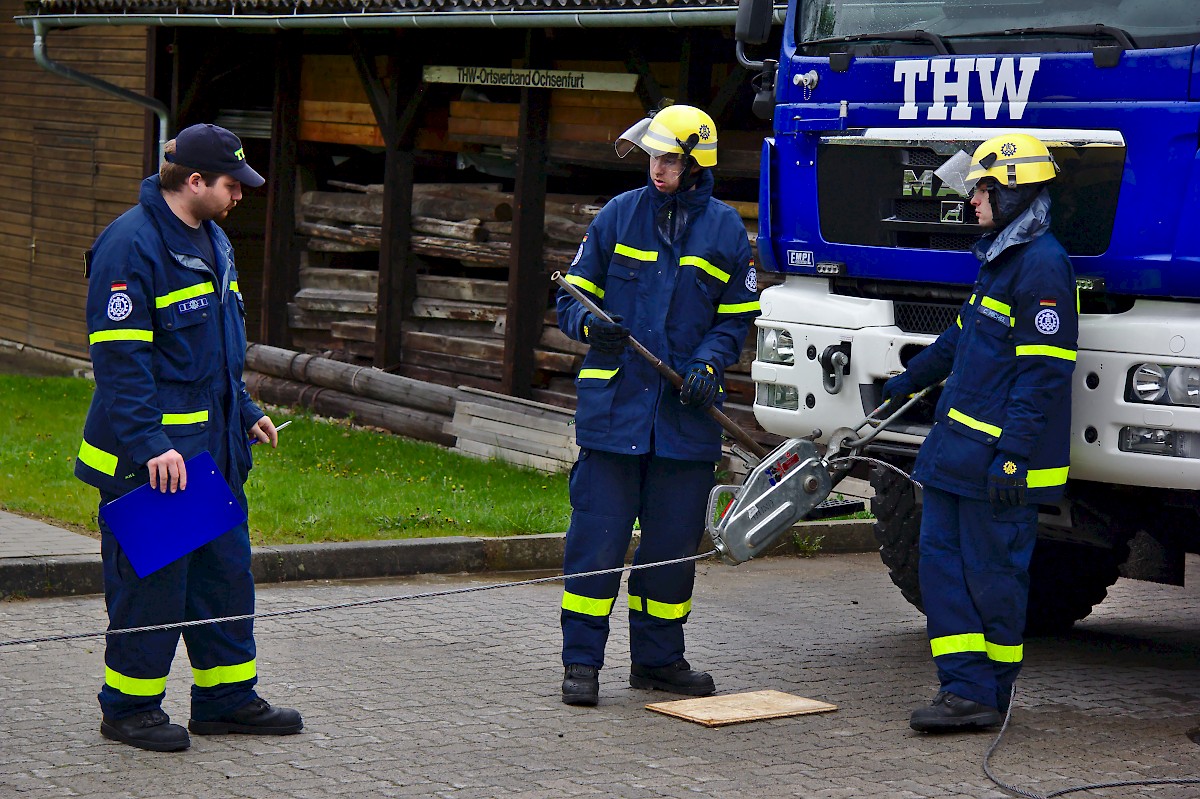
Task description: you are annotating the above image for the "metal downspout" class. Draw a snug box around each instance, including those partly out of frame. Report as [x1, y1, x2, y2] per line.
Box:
[31, 19, 170, 165]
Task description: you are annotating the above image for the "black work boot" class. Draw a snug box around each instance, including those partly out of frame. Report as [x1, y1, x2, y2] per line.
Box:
[189, 698, 303, 736]
[909, 691, 1002, 732]
[629, 659, 715, 696]
[562, 664, 600, 706]
[101, 709, 190, 752]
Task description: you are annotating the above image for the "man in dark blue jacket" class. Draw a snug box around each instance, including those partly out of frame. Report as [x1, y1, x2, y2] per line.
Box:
[883, 134, 1078, 732]
[77, 124, 301, 751]
[555, 105, 760, 706]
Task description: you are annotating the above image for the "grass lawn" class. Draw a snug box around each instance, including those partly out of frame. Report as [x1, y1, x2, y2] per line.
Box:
[0, 375, 572, 545]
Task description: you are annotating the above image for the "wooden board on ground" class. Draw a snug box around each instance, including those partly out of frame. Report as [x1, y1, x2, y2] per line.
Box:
[645, 690, 837, 728]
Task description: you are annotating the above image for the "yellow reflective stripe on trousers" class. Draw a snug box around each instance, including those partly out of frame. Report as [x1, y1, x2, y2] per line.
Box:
[155, 282, 215, 309]
[561, 591, 615, 617]
[717, 301, 761, 315]
[578, 367, 619, 381]
[680, 255, 730, 283]
[162, 410, 209, 426]
[930, 632, 986, 658]
[947, 407, 1003, 438]
[985, 641, 1023, 663]
[192, 659, 257, 688]
[89, 329, 153, 345]
[1015, 345, 1077, 361]
[564, 273, 605, 299]
[1027, 466, 1069, 488]
[979, 295, 1013, 323]
[78, 439, 118, 476]
[614, 243, 658, 262]
[628, 594, 692, 620]
[106, 666, 167, 697]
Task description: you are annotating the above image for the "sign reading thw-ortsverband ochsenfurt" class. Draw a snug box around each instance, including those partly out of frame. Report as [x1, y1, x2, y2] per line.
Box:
[423, 66, 638, 93]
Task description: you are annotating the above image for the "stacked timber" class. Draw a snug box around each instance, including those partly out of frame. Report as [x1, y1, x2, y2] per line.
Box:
[447, 387, 578, 473]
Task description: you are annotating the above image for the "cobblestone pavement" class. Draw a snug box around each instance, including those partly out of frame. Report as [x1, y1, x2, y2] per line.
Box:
[2, 553, 1198, 799]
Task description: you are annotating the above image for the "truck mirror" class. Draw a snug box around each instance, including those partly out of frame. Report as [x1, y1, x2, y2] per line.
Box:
[735, 0, 773, 45]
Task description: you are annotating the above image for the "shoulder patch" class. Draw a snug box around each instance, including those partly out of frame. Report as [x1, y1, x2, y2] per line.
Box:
[106, 292, 133, 322]
[571, 234, 587, 268]
[745, 267, 757, 293]
[1034, 308, 1060, 335]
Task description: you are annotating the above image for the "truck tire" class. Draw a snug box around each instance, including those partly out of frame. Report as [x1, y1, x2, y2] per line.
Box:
[868, 465, 1127, 635]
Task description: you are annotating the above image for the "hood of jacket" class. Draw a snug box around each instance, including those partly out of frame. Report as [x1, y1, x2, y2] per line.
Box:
[138, 175, 221, 266]
[972, 188, 1052, 265]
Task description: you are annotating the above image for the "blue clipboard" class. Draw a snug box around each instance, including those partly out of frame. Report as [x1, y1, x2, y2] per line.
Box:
[99, 451, 247, 578]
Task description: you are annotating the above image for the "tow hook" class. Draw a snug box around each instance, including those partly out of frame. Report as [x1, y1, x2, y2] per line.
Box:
[819, 343, 852, 395]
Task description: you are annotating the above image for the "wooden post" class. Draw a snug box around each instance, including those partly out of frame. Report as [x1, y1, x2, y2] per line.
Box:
[354, 38, 426, 370]
[503, 30, 550, 398]
[260, 31, 301, 347]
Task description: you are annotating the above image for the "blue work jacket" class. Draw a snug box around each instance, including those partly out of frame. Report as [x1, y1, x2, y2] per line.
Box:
[557, 170, 760, 462]
[908, 193, 1078, 502]
[75, 175, 262, 496]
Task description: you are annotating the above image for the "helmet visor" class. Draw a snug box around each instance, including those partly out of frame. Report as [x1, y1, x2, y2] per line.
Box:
[933, 150, 975, 198]
[615, 118, 657, 159]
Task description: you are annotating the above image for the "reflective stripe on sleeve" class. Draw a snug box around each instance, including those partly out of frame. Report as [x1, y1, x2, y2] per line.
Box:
[564, 273, 605, 299]
[192, 659, 257, 688]
[930, 632, 986, 658]
[162, 410, 209, 426]
[1027, 466, 1069, 488]
[106, 666, 167, 697]
[78, 439, 118, 476]
[613, 243, 658, 262]
[561, 591, 615, 617]
[628, 594, 692, 620]
[578, 368, 619, 381]
[680, 255, 730, 283]
[717, 301, 761, 315]
[89, 329, 153, 345]
[947, 407, 1003, 438]
[1015, 344, 1077, 361]
[155, 282, 215, 309]
[230, 280, 240, 294]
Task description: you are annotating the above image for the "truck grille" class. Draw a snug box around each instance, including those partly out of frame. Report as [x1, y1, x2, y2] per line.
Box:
[895, 302, 959, 334]
[816, 139, 1122, 256]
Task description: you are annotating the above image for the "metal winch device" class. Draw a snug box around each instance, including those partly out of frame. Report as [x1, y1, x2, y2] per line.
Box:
[551, 271, 926, 567]
[705, 389, 928, 564]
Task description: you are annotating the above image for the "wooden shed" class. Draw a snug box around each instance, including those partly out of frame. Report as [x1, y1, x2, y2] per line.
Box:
[5, 0, 778, 450]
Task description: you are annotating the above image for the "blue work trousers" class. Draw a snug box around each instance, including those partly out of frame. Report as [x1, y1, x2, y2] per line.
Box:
[919, 485, 1037, 710]
[97, 486, 258, 721]
[561, 448, 713, 669]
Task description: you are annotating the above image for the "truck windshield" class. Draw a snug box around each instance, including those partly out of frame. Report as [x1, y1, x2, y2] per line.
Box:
[798, 0, 1200, 53]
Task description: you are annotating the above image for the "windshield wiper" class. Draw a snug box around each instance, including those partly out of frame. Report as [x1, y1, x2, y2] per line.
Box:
[799, 29, 951, 55]
[967, 24, 1137, 50]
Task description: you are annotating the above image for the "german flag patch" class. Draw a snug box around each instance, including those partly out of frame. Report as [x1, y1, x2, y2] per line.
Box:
[111, 281, 127, 292]
[1039, 298, 1057, 307]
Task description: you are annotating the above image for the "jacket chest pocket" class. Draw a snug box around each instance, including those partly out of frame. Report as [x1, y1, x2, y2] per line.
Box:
[680, 254, 729, 304]
[156, 282, 217, 333]
[972, 295, 1014, 343]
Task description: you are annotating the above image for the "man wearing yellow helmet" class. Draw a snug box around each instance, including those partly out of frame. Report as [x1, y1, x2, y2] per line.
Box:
[554, 104, 760, 706]
[882, 134, 1078, 732]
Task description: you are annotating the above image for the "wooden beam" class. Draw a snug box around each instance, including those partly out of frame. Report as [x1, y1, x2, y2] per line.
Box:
[503, 30, 550, 398]
[261, 31, 301, 347]
[374, 48, 425, 370]
[625, 45, 665, 111]
[349, 36, 393, 144]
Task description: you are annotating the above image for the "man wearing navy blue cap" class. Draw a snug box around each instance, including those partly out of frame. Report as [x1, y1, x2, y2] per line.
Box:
[76, 123, 301, 752]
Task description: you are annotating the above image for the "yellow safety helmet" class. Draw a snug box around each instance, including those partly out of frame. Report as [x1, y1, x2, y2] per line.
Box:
[613, 104, 719, 168]
[966, 133, 1058, 189]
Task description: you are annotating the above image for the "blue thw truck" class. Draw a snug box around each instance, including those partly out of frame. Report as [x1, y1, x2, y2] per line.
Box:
[734, 0, 1200, 631]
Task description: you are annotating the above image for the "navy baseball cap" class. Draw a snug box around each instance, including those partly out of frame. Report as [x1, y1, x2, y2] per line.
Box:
[165, 123, 265, 188]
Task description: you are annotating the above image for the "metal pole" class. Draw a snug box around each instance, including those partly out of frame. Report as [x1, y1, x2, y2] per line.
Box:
[553, 271, 768, 460]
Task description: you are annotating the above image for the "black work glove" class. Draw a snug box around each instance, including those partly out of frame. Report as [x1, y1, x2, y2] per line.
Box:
[988, 453, 1028, 509]
[678, 360, 720, 409]
[582, 312, 629, 354]
[881, 371, 919, 405]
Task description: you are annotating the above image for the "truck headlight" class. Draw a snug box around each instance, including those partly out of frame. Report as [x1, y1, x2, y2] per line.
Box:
[757, 383, 799, 410]
[1119, 426, 1200, 458]
[1127, 363, 1200, 407]
[758, 327, 794, 365]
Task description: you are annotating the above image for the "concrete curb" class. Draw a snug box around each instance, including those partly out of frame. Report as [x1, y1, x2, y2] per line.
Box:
[0, 520, 877, 600]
